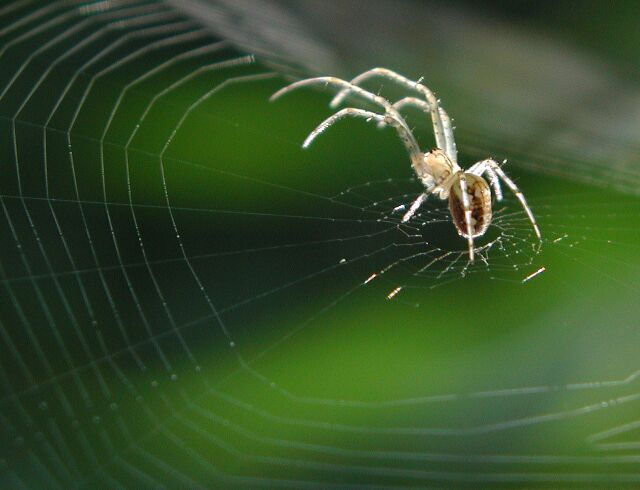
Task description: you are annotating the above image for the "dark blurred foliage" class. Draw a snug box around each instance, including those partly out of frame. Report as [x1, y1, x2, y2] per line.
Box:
[448, 0, 640, 71]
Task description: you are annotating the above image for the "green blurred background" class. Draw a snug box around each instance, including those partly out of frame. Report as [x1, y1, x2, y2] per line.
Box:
[1, 1, 639, 487]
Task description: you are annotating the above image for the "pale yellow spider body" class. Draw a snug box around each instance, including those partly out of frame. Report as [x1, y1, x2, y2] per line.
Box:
[271, 68, 541, 261]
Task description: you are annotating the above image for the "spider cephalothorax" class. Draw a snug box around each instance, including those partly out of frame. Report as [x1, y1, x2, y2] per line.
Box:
[271, 68, 541, 261]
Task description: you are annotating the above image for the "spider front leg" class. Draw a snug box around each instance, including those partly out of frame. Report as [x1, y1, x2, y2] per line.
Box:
[271, 76, 423, 164]
[301, 107, 388, 148]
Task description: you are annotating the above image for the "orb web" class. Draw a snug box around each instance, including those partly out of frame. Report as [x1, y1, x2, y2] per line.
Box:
[1, 2, 640, 488]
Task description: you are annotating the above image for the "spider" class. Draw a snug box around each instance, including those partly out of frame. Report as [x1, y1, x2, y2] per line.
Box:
[270, 68, 541, 262]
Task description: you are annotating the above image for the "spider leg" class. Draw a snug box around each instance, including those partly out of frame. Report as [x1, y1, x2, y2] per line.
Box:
[458, 174, 476, 262]
[328, 68, 449, 160]
[484, 167, 502, 201]
[486, 161, 542, 239]
[377, 97, 457, 163]
[302, 108, 386, 148]
[271, 76, 422, 163]
[467, 160, 503, 201]
[401, 192, 428, 223]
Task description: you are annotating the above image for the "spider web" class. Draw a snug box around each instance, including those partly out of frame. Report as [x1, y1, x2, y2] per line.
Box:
[1, 1, 640, 488]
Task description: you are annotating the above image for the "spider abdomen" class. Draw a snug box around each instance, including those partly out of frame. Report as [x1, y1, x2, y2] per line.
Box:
[448, 174, 492, 239]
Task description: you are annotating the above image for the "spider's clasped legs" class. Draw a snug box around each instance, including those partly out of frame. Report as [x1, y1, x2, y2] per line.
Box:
[327, 67, 450, 159]
[270, 69, 542, 263]
[270, 76, 422, 163]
